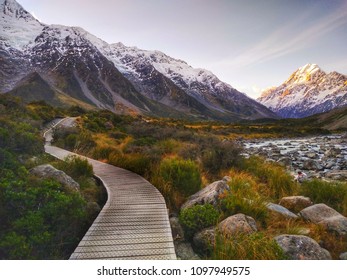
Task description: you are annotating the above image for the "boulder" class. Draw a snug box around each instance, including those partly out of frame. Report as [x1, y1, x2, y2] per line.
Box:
[303, 160, 323, 171]
[193, 228, 216, 253]
[279, 196, 313, 213]
[181, 179, 230, 210]
[30, 164, 80, 192]
[325, 170, 347, 180]
[277, 157, 292, 167]
[217, 214, 257, 236]
[318, 215, 347, 237]
[170, 217, 185, 241]
[266, 203, 298, 219]
[306, 152, 317, 159]
[299, 204, 341, 224]
[174, 242, 200, 260]
[274, 235, 332, 260]
[325, 148, 341, 158]
[340, 252, 347, 260]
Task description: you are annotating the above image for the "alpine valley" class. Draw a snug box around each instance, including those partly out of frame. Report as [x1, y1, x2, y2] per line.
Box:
[258, 64, 347, 118]
[0, 0, 277, 121]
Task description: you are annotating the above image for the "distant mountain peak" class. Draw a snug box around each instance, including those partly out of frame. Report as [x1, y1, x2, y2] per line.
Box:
[258, 64, 347, 118]
[285, 63, 325, 85]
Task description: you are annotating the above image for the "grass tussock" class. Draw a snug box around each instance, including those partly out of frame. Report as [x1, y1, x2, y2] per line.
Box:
[212, 232, 287, 260]
[240, 156, 298, 199]
[300, 179, 347, 216]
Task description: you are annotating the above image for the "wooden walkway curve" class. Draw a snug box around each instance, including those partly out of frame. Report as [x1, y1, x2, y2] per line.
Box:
[44, 119, 176, 260]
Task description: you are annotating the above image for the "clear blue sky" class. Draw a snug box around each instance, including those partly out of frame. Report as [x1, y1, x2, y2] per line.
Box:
[17, 0, 347, 99]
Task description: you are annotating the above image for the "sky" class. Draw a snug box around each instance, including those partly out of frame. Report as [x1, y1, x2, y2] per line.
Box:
[16, 0, 347, 99]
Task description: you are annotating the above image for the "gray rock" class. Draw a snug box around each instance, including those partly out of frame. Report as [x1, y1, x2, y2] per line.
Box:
[325, 148, 341, 158]
[174, 242, 200, 260]
[170, 217, 185, 241]
[340, 252, 347, 260]
[325, 170, 347, 180]
[299, 204, 341, 223]
[277, 157, 292, 167]
[266, 203, 298, 219]
[30, 164, 80, 192]
[274, 235, 332, 260]
[279, 196, 313, 213]
[306, 152, 317, 159]
[318, 215, 347, 237]
[193, 228, 216, 253]
[217, 214, 257, 236]
[181, 180, 230, 209]
[303, 160, 323, 171]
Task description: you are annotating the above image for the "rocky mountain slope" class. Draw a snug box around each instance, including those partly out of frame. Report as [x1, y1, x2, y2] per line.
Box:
[0, 0, 276, 121]
[258, 64, 347, 118]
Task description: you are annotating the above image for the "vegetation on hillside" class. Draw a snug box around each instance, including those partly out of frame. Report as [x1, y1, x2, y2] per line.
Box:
[0, 96, 105, 259]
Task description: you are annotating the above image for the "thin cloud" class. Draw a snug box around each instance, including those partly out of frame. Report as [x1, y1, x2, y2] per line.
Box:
[219, 2, 347, 68]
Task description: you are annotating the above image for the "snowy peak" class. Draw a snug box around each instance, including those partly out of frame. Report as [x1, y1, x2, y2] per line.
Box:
[0, 0, 43, 49]
[258, 64, 347, 118]
[1, 0, 36, 22]
[285, 63, 325, 85]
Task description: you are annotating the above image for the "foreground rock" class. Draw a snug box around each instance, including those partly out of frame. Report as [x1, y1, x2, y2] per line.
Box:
[279, 196, 312, 213]
[299, 203, 347, 237]
[218, 214, 257, 236]
[266, 203, 298, 219]
[181, 179, 230, 209]
[274, 235, 332, 260]
[170, 217, 185, 241]
[319, 216, 347, 237]
[340, 252, 347, 260]
[175, 242, 201, 260]
[193, 228, 216, 253]
[299, 204, 341, 223]
[30, 164, 80, 192]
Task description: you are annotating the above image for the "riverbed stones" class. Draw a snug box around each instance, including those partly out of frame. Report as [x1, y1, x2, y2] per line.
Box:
[279, 196, 313, 213]
[325, 170, 347, 180]
[274, 235, 332, 260]
[181, 179, 230, 209]
[243, 134, 347, 180]
[30, 164, 80, 192]
[303, 159, 323, 171]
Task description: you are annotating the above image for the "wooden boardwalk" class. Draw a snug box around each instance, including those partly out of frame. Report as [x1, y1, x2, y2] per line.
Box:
[44, 119, 176, 260]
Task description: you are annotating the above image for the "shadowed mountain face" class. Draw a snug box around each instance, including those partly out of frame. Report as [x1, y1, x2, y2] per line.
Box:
[258, 64, 347, 118]
[0, 0, 277, 121]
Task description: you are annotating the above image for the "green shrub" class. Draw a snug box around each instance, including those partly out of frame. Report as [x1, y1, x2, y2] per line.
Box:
[300, 179, 347, 216]
[212, 232, 286, 260]
[179, 204, 220, 239]
[108, 153, 152, 177]
[158, 158, 201, 197]
[55, 156, 93, 179]
[201, 140, 241, 175]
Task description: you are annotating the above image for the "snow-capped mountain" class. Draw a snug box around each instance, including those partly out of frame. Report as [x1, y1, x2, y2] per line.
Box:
[258, 64, 347, 118]
[0, 0, 276, 120]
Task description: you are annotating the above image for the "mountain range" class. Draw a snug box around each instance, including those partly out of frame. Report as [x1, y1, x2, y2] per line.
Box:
[0, 0, 277, 121]
[258, 64, 347, 118]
